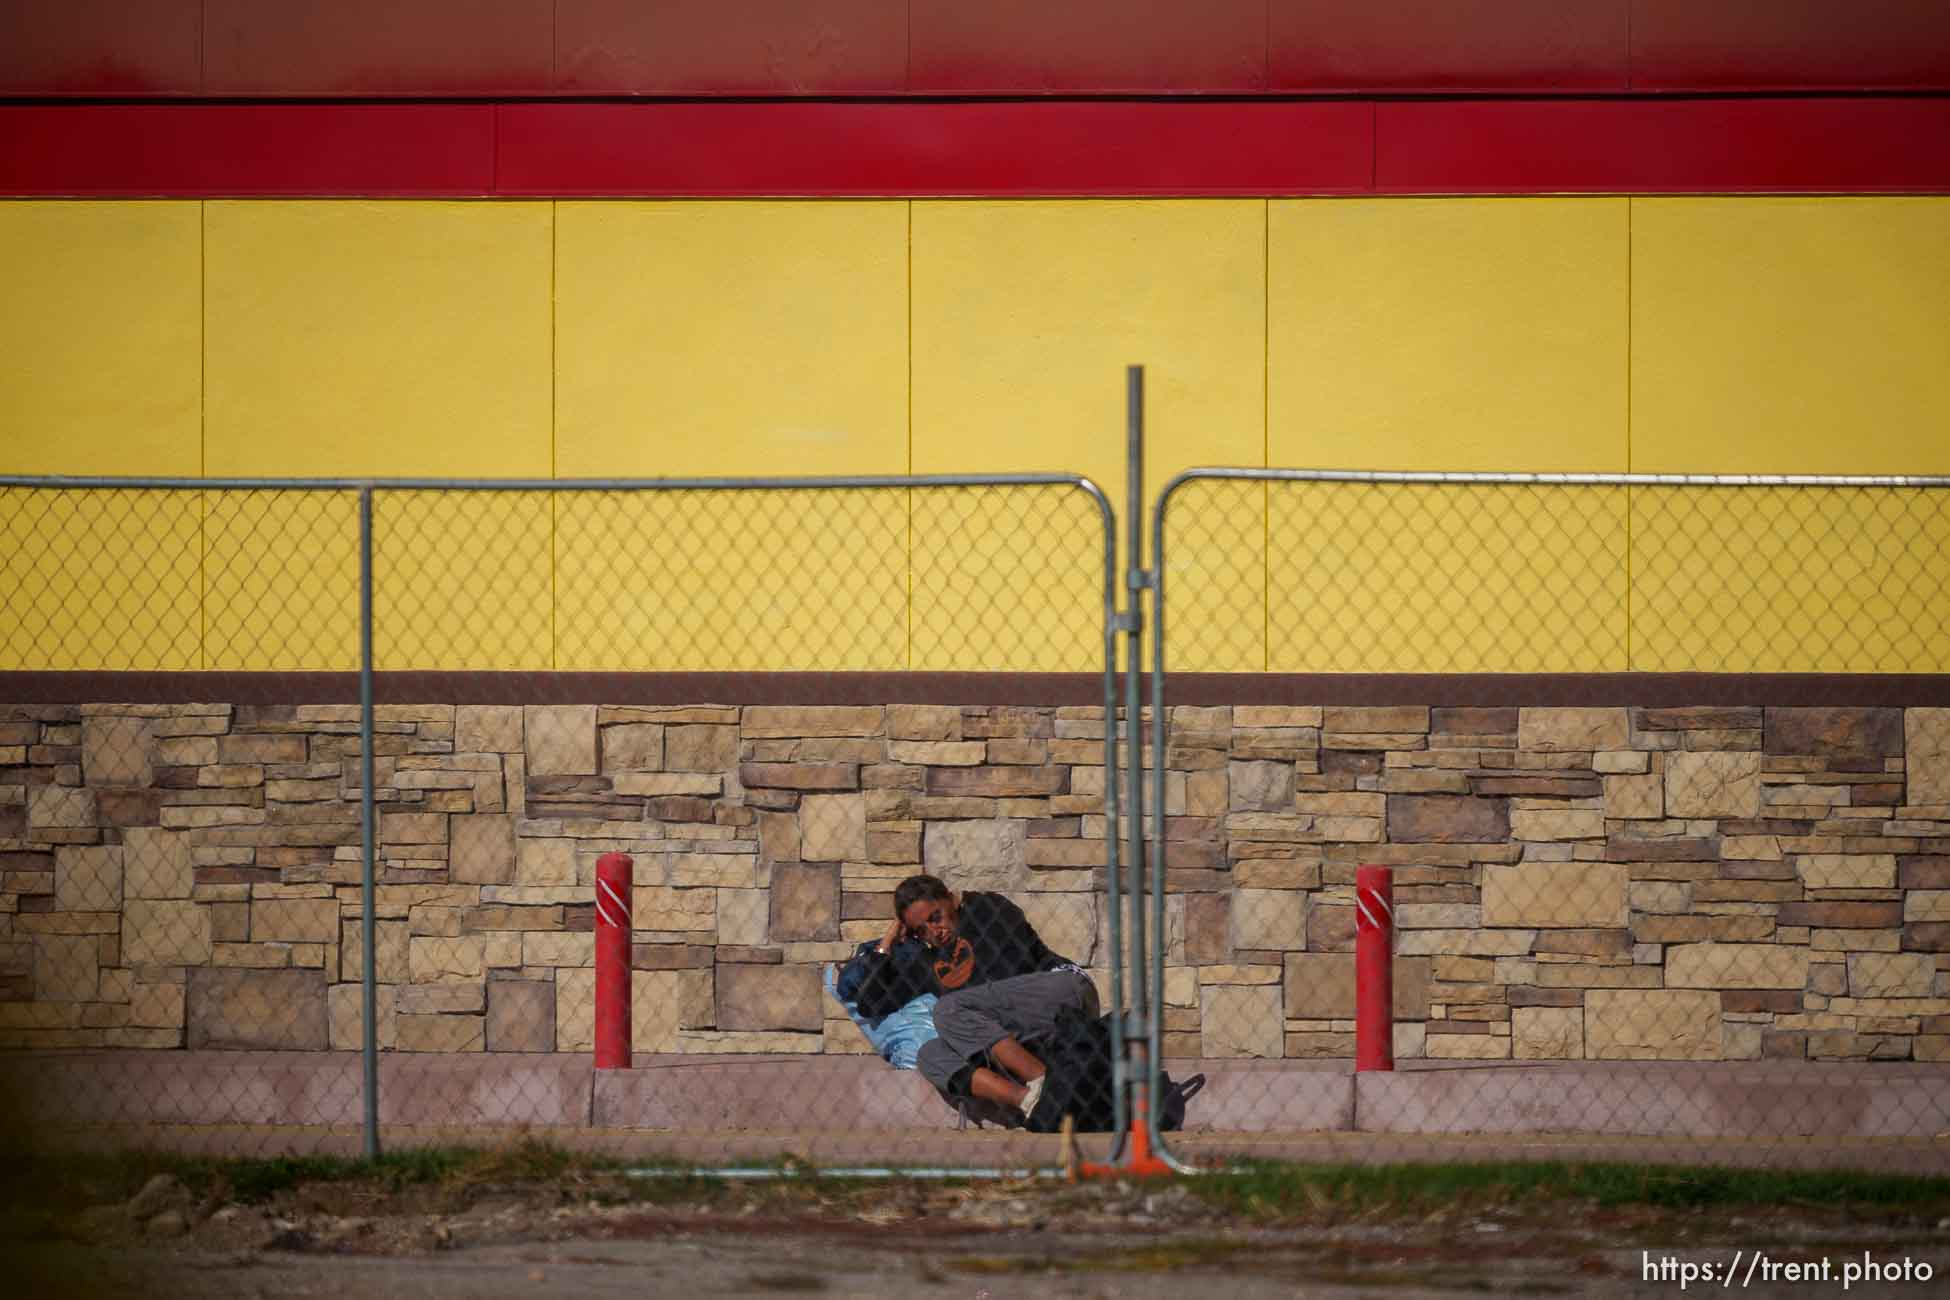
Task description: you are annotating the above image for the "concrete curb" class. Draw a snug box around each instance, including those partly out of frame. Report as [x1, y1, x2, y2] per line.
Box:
[6, 1053, 1947, 1144]
[1355, 1061, 1950, 1140]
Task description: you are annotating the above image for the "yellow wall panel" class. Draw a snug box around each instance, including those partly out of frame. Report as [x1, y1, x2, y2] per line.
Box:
[908, 482, 1109, 673]
[0, 489, 201, 669]
[553, 489, 909, 671]
[202, 489, 360, 670]
[373, 490, 554, 670]
[555, 201, 908, 478]
[6, 196, 1946, 676]
[912, 200, 1264, 497]
[1158, 478, 1268, 673]
[1631, 485, 1950, 673]
[1268, 198, 1628, 473]
[553, 203, 910, 668]
[203, 201, 551, 477]
[1265, 482, 1630, 673]
[1255, 199, 1630, 672]
[0, 202, 201, 476]
[912, 200, 1263, 670]
[1164, 478, 1635, 675]
[1632, 198, 1950, 474]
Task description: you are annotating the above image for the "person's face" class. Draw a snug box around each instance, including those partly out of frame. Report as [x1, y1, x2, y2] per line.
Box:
[899, 895, 958, 948]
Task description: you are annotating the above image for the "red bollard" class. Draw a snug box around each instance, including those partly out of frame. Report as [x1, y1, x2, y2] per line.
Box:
[1355, 864, 1394, 1072]
[594, 852, 633, 1070]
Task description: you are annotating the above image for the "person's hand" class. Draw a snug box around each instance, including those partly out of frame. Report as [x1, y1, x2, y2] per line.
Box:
[877, 917, 903, 955]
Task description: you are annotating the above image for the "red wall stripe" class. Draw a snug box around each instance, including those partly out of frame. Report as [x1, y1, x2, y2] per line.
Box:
[4, 1, 1950, 98]
[1377, 98, 1950, 194]
[494, 101, 1372, 197]
[1268, 0, 1630, 94]
[0, 104, 496, 196]
[554, 0, 908, 96]
[907, 0, 1268, 94]
[1630, 0, 1950, 92]
[4, 99, 1949, 198]
[200, 0, 554, 97]
[0, 0, 202, 96]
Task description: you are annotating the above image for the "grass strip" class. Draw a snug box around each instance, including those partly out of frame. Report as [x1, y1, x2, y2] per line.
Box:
[3, 1140, 694, 1211]
[12, 1145, 1948, 1219]
[1181, 1159, 1950, 1218]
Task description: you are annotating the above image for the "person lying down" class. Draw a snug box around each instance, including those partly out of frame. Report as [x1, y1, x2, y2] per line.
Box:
[823, 963, 938, 1070]
[830, 873, 1097, 1121]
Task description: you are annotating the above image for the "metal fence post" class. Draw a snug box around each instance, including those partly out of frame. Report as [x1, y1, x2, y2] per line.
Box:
[1116, 366, 1176, 1175]
[1144, 457, 1180, 1169]
[1126, 365, 1151, 1133]
[1125, 365, 1149, 1093]
[358, 484, 380, 1160]
[1101, 483, 1129, 1147]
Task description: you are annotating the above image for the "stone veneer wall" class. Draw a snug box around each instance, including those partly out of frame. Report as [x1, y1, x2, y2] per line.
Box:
[3, 701, 1949, 1063]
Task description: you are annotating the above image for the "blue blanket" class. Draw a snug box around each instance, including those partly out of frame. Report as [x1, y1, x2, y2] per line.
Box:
[823, 963, 939, 1071]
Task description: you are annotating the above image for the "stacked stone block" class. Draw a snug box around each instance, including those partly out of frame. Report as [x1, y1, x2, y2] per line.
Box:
[3, 701, 1947, 1063]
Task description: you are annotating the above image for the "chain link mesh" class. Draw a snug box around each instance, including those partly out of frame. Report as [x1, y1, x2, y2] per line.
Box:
[1152, 473, 1950, 1172]
[365, 482, 1116, 1165]
[1, 488, 206, 670]
[1633, 484, 1950, 673]
[7, 471, 1945, 1174]
[2, 479, 1123, 1169]
[2, 486, 368, 1157]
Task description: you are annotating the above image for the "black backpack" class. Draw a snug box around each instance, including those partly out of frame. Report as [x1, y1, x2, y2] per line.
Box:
[1023, 1006, 1197, 1134]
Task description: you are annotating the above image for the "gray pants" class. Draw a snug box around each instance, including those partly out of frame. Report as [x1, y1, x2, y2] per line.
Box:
[916, 968, 1100, 1095]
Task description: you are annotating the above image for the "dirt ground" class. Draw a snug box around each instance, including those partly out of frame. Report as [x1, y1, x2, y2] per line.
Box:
[12, 1167, 1950, 1299]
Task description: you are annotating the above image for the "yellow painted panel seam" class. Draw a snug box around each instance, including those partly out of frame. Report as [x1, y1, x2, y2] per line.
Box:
[1262, 199, 1271, 672]
[1626, 196, 1635, 668]
[551, 201, 559, 670]
[907, 200, 915, 670]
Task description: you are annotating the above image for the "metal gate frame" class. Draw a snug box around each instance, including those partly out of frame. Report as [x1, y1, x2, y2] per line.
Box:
[4, 469, 1128, 1168]
[1140, 464, 1950, 1172]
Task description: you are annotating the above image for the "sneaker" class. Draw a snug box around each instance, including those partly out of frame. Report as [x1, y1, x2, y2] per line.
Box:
[1019, 1074, 1046, 1118]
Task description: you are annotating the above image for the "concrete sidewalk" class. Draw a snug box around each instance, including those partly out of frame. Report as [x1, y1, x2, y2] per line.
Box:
[6, 1052, 1947, 1171]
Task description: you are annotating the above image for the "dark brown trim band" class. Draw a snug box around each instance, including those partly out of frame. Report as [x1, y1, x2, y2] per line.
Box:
[6, 671, 1950, 709]
[1169, 673, 1950, 709]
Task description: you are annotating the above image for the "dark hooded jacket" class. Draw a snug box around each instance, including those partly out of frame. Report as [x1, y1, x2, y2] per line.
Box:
[836, 891, 1073, 1018]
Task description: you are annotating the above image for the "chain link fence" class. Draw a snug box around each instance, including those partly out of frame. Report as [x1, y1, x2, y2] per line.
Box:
[2, 482, 370, 1158]
[5, 467, 1948, 1174]
[1146, 470, 1950, 1172]
[1, 474, 1139, 1168]
[371, 479, 1126, 1167]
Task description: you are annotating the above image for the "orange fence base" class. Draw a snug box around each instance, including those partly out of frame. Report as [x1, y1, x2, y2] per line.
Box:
[1072, 1091, 1177, 1180]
